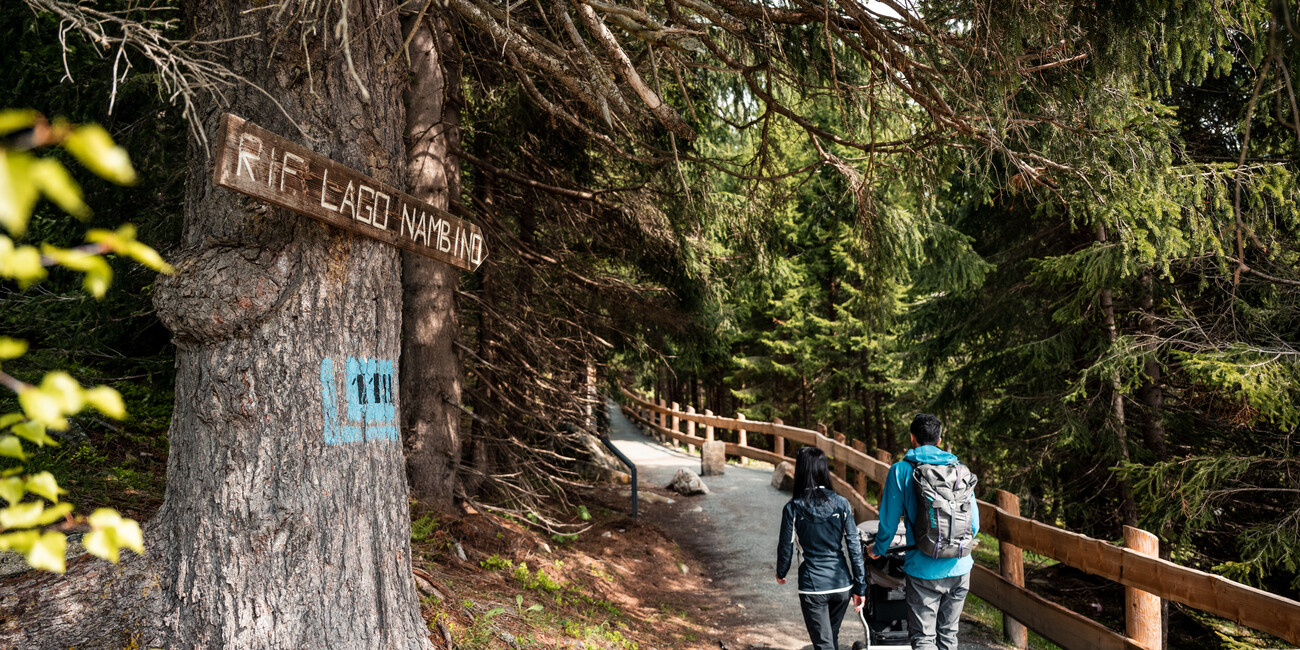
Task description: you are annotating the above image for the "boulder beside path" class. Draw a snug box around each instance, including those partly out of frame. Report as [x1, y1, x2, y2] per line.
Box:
[771, 461, 794, 491]
[700, 440, 726, 477]
[667, 468, 710, 495]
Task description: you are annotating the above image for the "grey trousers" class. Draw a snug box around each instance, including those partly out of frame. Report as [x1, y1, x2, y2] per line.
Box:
[904, 572, 970, 650]
[798, 591, 852, 650]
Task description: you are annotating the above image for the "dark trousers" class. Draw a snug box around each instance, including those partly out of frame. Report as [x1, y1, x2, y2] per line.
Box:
[799, 590, 852, 650]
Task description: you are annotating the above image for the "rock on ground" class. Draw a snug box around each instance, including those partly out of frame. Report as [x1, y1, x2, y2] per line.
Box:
[771, 461, 795, 491]
[667, 468, 710, 495]
[701, 441, 727, 476]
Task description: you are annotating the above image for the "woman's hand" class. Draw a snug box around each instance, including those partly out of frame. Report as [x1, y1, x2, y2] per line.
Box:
[776, 576, 786, 585]
[852, 594, 865, 612]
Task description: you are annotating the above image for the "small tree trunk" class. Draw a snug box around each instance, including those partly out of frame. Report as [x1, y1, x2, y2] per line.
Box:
[402, 12, 466, 513]
[1137, 270, 1168, 460]
[1097, 225, 1138, 527]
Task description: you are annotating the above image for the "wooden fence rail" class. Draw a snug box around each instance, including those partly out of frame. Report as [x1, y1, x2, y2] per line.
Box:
[618, 387, 1300, 648]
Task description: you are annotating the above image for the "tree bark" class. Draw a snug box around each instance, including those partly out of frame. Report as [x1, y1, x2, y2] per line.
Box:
[1097, 225, 1138, 528]
[402, 12, 466, 514]
[1136, 270, 1168, 460]
[3, 1, 430, 647]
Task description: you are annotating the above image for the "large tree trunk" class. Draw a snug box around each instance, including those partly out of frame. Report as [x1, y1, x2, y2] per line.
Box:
[401, 12, 466, 513]
[1, 2, 431, 647]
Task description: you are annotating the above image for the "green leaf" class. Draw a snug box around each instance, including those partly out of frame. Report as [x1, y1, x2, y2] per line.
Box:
[17, 388, 64, 430]
[0, 109, 38, 137]
[62, 125, 136, 185]
[0, 530, 38, 553]
[40, 245, 114, 297]
[11, 419, 57, 446]
[84, 528, 118, 563]
[0, 337, 26, 360]
[85, 508, 141, 562]
[39, 371, 85, 415]
[0, 476, 23, 506]
[84, 386, 126, 419]
[0, 501, 45, 528]
[116, 517, 143, 555]
[0, 236, 48, 286]
[88, 225, 173, 274]
[0, 435, 24, 460]
[25, 471, 64, 502]
[125, 241, 174, 274]
[87, 507, 123, 529]
[0, 151, 39, 236]
[82, 256, 112, 298]
[5, 245, 47, 287]
[30, 158, 89, 219]
[27, 531, 66, 573]
[34, 502, 72, 526]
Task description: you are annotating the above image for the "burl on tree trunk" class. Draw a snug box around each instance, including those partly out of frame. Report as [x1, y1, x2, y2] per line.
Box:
[0, 1, 432, 647]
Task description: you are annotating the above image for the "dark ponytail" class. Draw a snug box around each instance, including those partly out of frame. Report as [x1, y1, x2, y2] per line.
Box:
[792, 446, 833, 503]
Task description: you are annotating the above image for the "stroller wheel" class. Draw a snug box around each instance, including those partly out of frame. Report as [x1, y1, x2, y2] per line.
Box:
[852, 642, 866, 650]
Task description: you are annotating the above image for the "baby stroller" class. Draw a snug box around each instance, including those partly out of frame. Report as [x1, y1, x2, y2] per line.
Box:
[851, 520, 910, 649]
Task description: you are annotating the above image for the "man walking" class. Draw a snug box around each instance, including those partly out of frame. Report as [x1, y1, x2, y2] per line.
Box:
[868, 413, 979, 650]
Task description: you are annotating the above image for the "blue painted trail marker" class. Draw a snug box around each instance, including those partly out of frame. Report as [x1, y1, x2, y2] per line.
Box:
[320, 357, 399, 445]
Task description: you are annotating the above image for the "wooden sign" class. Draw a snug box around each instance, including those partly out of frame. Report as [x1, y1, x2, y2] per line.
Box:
[212, 113, 485, 272]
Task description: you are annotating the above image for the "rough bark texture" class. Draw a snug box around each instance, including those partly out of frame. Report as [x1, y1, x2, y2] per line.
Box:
[1, 2, 431, 648]
[401, 12, 465, 514]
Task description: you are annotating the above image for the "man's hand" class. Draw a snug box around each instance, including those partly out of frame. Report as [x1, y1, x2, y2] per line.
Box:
[852, 594, 865, 612]
[776, 576, 786, 585]
[867, 547, 880, 560]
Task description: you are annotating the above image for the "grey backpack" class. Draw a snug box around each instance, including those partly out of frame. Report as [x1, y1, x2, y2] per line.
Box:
[906, 459, 978, 558]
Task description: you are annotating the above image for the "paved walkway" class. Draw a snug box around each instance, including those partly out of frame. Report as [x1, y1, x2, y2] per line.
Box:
[606, 401, 1001, 650]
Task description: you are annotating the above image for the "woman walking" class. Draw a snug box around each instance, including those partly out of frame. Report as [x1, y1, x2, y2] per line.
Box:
[776, 446, 868, 650]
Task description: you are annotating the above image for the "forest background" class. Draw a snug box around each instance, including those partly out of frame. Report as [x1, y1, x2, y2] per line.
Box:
[0, 0, 1298, 647]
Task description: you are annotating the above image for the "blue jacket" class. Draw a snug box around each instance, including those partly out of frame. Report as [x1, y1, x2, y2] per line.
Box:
[872, 445, 979, 579]
[777, 488, 868, 596]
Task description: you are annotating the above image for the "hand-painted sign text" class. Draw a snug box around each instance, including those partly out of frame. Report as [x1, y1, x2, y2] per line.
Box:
[213, 113, 486, 271]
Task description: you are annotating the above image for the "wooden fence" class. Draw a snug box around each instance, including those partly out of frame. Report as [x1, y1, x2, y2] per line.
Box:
[619, 387, 1300, 650]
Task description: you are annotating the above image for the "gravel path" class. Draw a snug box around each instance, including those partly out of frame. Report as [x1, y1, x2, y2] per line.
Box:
[606, 401, 1003, 650]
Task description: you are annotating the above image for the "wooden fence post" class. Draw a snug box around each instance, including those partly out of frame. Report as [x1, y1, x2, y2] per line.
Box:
[833, 431, 848, 480]
[656, 398, 665, 430]
[737, 413, 748, 448]
[852, 440, 868, 496]
[673, 402, 691, 454]
[997, 490, 1029, 649]
[704, 409, 715, 442]
[874, 449, 892, 466]
[1125, 526, 1162, 650]
[773, 417, 785, 458]
[686, 404, 697, 444]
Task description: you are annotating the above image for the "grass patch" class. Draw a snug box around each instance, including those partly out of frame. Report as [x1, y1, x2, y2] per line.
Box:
[963, 594, 1062, 650]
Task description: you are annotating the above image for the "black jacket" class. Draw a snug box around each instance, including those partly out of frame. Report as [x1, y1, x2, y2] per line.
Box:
[776, 488, 867, 596]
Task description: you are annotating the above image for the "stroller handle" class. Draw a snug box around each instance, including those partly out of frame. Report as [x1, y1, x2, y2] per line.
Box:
[871, 544, 915, 554]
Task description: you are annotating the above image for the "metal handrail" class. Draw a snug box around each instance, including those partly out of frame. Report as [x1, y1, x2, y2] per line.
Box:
[599, 434, 638, 519]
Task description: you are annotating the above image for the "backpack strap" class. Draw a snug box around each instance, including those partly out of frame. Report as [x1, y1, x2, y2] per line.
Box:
[901, 458, 921, 528]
